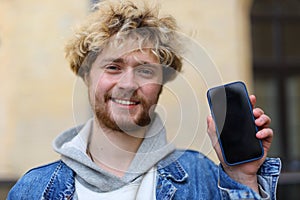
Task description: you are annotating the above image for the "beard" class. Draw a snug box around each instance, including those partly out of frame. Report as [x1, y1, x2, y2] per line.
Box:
[92, 90, 159, 133]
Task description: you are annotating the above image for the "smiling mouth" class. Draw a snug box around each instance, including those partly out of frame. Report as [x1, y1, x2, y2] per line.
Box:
[111, 98, 140, 106]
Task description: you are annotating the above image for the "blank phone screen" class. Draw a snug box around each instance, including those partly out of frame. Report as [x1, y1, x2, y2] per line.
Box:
[207, 82, 263, 165]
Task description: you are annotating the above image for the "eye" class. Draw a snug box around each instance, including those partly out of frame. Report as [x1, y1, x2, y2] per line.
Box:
[136, 67, 154, 78]
[104, 64, 121, 73]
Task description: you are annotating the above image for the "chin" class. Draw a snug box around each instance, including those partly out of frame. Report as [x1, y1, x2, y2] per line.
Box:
[96, 114, 142, 132]
[113, 115, 150, 131]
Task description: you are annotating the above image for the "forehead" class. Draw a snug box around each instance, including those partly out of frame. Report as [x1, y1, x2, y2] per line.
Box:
[115, 49, 159, 63]
[93, 41, 160, 66]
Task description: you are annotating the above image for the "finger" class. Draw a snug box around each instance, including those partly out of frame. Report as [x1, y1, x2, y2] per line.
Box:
[206, 116, 218, 147]
[255, 114, 271, 127]
[256, 128, 273, 141]
[249, 95, 256, 109]
[253, 107, 264, 118]
[207, 116, 216, 137]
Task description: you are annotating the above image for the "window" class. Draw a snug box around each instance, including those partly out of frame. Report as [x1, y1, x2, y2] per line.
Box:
[251, 0, 300, 198]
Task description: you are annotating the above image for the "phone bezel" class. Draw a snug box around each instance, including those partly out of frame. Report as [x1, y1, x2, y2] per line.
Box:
[207, 81, 264, 166]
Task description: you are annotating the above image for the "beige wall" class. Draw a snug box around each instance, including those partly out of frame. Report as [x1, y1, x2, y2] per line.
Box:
[162, 0, 253, 84]
[0, 0, 90, 179]
[159, 0, 253, 162]
[0, 0, 253, 179]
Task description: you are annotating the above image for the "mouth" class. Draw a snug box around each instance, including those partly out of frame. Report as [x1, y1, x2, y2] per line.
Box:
[110, 98, 140, 106]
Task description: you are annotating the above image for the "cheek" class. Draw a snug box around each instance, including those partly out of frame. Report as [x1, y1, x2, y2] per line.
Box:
[89, 75, 116, 96]
[141, 84, 162, 102]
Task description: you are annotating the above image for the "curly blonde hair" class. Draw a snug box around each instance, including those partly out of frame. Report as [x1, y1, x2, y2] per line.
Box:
[65, 0, 182, 82]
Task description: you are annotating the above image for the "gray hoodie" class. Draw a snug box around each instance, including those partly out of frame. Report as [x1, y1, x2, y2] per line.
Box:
[53, 114, 175, 192]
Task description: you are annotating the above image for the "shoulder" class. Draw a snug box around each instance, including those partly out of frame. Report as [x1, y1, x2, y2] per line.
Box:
[174, 149, 216, 164]
[7, 160, 73, 200]
[21, 160, 71, 181]
[160, 149, 219, 174]
[176, 149, 206, 158]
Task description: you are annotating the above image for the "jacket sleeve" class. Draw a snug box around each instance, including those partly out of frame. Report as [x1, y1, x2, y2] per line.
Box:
[6, 161, 63, 200]
[218, 157, 281, 200]
[7, 170, 47, 200]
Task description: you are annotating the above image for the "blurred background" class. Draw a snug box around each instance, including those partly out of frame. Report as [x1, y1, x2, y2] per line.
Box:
[0, 0, 299, 199]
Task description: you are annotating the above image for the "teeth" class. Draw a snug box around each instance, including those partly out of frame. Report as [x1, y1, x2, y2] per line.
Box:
[113, 99, 137, 105]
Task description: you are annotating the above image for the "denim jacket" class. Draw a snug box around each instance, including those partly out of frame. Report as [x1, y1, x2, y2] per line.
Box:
[7, 150, 281, 200]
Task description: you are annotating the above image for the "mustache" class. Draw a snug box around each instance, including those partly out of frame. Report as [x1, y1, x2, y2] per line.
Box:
[104, 90, 145, 104]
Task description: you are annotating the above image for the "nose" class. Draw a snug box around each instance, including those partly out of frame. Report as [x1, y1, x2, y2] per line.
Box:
[117, 69, 139, 92]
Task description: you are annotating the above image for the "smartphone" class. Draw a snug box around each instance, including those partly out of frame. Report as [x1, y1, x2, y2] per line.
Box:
[207, 81, 264, 166]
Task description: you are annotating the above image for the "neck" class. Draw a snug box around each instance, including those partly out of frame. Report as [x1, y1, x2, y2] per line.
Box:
[88, 117, 146, 177]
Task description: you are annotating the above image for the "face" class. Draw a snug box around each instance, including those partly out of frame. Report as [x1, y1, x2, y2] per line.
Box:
[86, 48, 163, 133]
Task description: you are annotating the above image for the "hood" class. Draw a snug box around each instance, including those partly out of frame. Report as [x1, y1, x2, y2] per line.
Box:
[52, 115, 175, 192]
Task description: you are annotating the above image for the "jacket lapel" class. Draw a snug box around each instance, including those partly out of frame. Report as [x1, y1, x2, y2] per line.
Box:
[41, 161, 75, 200]
[156, 153, 189, 199]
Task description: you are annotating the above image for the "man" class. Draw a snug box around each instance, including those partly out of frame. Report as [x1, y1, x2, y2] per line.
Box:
[8, 0, 281, 199]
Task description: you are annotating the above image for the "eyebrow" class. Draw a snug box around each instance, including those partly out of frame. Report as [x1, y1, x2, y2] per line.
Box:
[102, 57, 155, 66]
[95, 58, 125, 68]
[102, 57, 125, 64]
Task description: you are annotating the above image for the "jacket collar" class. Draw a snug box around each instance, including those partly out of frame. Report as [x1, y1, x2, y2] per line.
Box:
[41, 151, 188, 199]
[42, 161, 76, 200]
[155, 151, 189, 199]
[156, 151, 188, 182]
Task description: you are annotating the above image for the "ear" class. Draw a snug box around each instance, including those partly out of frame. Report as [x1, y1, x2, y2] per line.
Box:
[82, 73, 90, 86]
[158, 85, 163, 96]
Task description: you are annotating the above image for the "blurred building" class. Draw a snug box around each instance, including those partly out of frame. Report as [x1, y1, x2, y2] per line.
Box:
[0, 0, 299, 199]
[251, 0, 300, 198]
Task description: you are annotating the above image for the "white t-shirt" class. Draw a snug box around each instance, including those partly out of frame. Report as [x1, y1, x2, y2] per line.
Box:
[75, 167, 157, 200]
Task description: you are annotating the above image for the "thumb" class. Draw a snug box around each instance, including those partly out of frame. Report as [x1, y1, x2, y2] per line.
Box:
[207, 116, 218, 146]
[207, 116, 225, 163]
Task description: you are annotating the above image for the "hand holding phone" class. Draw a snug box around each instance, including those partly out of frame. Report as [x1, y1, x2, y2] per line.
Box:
[207, 81, 264, 166]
